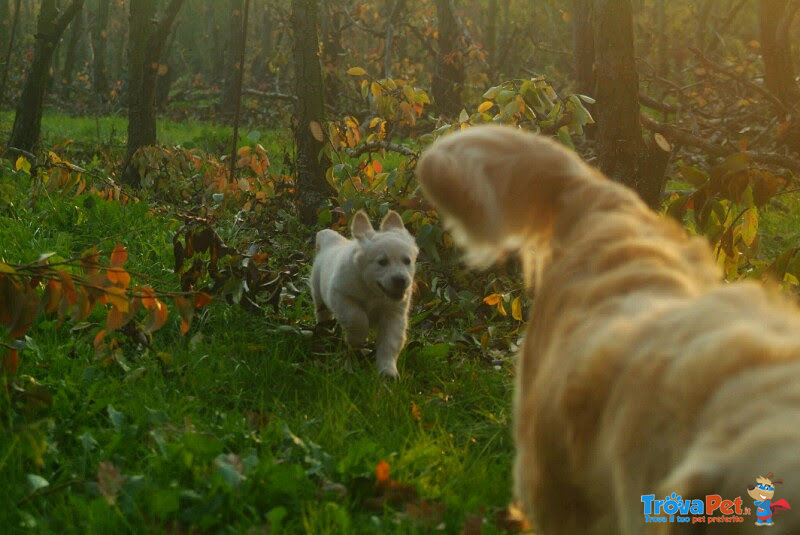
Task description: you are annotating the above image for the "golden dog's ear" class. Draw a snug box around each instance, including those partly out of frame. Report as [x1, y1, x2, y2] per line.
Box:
[379, 210, 404, 231]
[351, 210, 374, 240]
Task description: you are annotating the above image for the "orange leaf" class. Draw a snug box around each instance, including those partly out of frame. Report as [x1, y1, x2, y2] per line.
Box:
[372, 159, 383, 173]
[2, 348, 20, 375]
[45, 280, 63, 314]
[104, 287, 129, 313]
[140, 286, 157, 310]
[57, 271, 78, 305]
[410, 401, 422, 422]
[194, 292, 213, 308]
[106, 307, 125, 331]
[110, 243, 127, 267]
[94, 329, 107, 348]
[144, 299, 168, 334]
[376, 460, 391, 484]
[482, 293, 502, 306]
[107, 267, 131, 289]
[174, 296, 193, 335]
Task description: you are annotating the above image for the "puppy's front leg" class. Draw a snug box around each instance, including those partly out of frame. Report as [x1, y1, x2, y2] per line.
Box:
[329, 298, 369, 349]
[375, 307, 409, 378]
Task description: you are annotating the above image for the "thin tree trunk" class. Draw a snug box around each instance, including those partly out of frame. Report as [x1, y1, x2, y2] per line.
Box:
[220, 0, 245, 116]
[123, 0, 185, 186]
[0, 0, 21, 110]
[90, 0, 110, 99]
[60, 2, 85, 96]
[759, 0, 800, 108]
[7, 0, 84, 155]
[291, 0, 334, 224]
[593, 0, 668, 208]
[432, 0, 464, 118]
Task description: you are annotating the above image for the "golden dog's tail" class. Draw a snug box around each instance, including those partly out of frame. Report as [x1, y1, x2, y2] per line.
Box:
[416, 125, 646, 270]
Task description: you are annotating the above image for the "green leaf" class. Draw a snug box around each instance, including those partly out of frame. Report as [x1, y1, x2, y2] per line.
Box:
[26, 474, 50, 491]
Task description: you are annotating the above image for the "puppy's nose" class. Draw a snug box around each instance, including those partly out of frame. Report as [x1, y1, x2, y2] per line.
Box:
[391, 275, 409, 290]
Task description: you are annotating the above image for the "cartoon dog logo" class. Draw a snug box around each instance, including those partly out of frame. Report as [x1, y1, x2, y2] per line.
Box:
[747, 473, 791, 526]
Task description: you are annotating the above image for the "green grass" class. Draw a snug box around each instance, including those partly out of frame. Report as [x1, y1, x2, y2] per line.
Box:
[0, 118, 516, 534]
[0, 110, 290, 156]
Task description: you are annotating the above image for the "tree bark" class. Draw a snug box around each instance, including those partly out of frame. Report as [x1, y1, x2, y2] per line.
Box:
[220, 0, 245, 116]
[90, 0, 110, 99]
[432, 0, 464, 118]
[593, 0, 668, 208]
[291, 0, 334, 224]
[759, 0, 800, 108]
[7, 0, 84, 155]
[123, 0, 185, 186]
[60, 2, 85, 96]
[572, 0, 595, 97]
[0, 0, 21, 110]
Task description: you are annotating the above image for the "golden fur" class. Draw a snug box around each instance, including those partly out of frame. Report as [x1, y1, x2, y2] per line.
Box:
[417, 125, 800, 534]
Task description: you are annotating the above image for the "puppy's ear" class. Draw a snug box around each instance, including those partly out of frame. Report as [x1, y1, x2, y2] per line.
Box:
[379, 210, 405, 231]
[351, 210, 374, 240]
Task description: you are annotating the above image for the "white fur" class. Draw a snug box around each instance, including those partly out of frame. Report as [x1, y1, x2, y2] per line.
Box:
[311, 210, 419, 377]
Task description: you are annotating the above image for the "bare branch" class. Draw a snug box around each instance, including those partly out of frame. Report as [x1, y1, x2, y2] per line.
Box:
[344, 141, 418, 159]
[641, 114, 800, 174]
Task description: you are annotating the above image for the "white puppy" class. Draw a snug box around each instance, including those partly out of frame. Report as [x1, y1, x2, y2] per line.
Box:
[311, 210, 418, 377]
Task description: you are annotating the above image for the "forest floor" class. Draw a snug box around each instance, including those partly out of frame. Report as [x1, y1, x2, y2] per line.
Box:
[0, 114, 518, 534]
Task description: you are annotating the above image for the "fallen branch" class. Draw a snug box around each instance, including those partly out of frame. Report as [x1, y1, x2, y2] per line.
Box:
[242, 88, 297, 101]
[641, 114, 800, 174]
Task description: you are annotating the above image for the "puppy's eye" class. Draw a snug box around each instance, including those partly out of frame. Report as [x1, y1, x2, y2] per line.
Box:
[402, 256, 411, 265]
[378, 258, 388, 266]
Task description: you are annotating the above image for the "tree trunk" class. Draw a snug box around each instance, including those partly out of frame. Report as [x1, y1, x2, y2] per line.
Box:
[759, 0, 800, 108]
[0, 0, 21, 110]
[432, 0, 464, 118]
[291, 0, 333, 224]
[60, 2, 85, 96]
[593, 0, 668, 208]
[7, 0, 84, 155]
[572, 0, 595, 97]
[252, 3, 272, 85]
[321, 0, 344, 109]
[123, 0, 185, 186]
[220, 0, 245, 116]
[90, 0, 110, 99]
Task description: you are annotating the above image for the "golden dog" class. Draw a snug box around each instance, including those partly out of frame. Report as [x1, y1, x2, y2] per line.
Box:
[417, 125, 800, 533]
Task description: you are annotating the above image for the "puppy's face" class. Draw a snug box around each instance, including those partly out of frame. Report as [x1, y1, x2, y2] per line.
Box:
[351, 210, 418, 302]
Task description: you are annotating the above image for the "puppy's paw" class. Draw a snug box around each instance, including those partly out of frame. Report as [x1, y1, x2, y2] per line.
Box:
[378, 363, 399, 379]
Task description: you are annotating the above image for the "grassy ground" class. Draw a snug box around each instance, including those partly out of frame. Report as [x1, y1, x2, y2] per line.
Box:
[0, 114, 516, 534]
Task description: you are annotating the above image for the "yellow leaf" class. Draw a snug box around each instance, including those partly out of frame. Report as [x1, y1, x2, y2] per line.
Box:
[15, 156, 31, 174]
[347, 66, 367, 76]
[741, 208, 758, 247]
[562, 10, 570, 22]
[483, 293, 502, 306]
[497, 300, 507, 317]
[48, 151, 62, 164]
[477, 101, 494, 113]
[511, 296, 523, 321]
[370, 81, 382, 98]
[309, 121, 324, 142]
